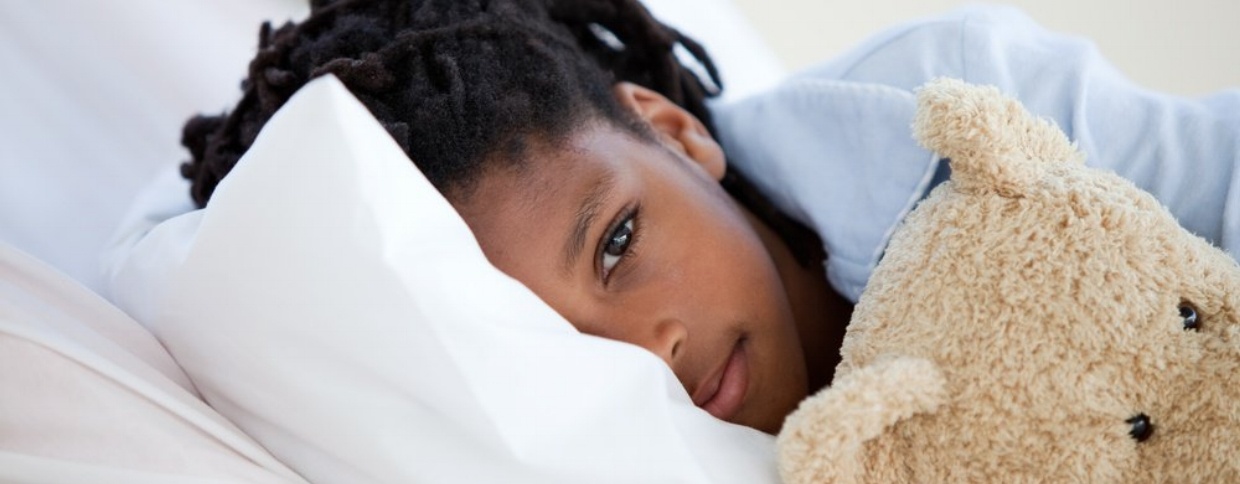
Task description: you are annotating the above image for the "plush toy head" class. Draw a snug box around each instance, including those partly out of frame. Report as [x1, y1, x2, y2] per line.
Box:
[777, 78, 1240, 483]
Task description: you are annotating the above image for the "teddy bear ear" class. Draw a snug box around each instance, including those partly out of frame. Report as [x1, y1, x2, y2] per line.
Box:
[777, 356, 948, 484]
[913, 78, 1084, 197]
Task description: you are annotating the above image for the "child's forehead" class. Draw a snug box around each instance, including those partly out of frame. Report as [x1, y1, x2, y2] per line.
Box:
[479, 125, 646, 189]
[458, 124, 675, 216]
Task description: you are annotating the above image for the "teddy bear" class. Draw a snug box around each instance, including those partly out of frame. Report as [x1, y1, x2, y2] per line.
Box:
[777, 78, 1240, 483]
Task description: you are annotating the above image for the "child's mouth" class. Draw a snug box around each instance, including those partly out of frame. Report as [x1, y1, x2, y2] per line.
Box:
[692, 338, 749, 421]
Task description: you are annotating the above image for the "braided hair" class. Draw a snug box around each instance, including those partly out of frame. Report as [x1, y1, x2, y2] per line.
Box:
[181, 0, 822, 265]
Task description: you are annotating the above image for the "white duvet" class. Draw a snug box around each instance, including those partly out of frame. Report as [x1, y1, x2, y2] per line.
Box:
[0, 243, 304, 483]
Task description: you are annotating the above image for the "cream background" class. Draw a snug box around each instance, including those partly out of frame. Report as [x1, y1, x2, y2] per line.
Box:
[729, 0, 1239, 96]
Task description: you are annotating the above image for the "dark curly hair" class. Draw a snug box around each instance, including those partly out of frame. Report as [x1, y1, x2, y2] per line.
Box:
[181, 0, 822, 265]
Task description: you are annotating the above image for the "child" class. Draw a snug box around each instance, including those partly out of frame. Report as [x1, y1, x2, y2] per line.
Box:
[180, 0, 1239, 435]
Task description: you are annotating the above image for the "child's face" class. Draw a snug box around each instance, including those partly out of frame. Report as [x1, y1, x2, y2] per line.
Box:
[453, 86, 809, 434]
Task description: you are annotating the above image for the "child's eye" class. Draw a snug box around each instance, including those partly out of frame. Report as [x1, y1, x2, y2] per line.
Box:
[601, 218, 632, 276]
[600, 209, 637, 281]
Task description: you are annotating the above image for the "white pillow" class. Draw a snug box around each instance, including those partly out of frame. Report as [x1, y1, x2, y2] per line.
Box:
[0, 0, 309, 293]
[114, 75, 778, 484]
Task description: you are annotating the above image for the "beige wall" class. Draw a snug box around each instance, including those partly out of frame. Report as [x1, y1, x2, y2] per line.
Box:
[730, 0, 1239, 96]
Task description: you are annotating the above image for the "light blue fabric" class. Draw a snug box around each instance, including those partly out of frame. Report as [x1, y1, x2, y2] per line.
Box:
[712, 5, 1240, 302]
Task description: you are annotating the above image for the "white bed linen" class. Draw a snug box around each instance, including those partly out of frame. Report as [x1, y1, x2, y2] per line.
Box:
[0, 243, 305, 484]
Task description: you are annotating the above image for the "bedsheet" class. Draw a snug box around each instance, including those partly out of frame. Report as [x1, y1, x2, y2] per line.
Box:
[0, 242, 305, 483]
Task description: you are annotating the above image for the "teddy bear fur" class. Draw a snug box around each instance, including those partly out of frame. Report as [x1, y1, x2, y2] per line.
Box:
[777, 78, 1240, 483]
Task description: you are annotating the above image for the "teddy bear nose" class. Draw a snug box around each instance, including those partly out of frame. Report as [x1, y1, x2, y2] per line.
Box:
[1127, 414, 1154, 442]
[1180, 303, 1200, 331]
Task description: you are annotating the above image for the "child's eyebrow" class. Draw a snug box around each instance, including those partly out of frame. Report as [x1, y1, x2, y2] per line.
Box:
[562, 171, 618, 275]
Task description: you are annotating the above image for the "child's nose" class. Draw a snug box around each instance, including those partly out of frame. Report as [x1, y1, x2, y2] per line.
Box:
[646, 318, 688, 367]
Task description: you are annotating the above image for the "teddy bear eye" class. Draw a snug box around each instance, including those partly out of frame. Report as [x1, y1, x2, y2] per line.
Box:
[1179, 303, 1200, 331]
[1127, 413, 1154, 443]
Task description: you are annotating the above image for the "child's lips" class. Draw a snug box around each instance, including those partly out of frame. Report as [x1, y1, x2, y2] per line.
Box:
[692, 340, 749, 421]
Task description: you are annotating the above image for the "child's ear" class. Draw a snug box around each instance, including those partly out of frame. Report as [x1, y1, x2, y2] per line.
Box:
[612, 82, 726, 181]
